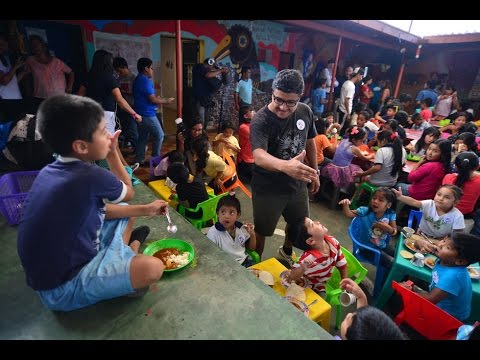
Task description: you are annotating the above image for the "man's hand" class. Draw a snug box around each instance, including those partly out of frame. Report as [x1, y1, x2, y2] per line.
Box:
[145, 200, 168, 216]
[281, 150, 318, 183]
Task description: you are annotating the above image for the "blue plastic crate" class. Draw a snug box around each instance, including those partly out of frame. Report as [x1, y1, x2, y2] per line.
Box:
[0, 171, 39, 225]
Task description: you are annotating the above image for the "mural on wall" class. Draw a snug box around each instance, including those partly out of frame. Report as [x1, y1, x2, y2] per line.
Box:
[64, 19, 290, 127]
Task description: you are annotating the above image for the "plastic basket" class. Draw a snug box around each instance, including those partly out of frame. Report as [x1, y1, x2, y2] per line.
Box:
[0, 170, 39, 225]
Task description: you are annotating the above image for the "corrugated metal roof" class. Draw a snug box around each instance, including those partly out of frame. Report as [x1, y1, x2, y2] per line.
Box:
[380, 20, 480, 38]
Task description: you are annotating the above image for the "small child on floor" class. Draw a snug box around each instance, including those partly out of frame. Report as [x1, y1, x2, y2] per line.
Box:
[153, 150, 184, 178]
[287, 217, 348, 293]
[206, 194, 256, 267]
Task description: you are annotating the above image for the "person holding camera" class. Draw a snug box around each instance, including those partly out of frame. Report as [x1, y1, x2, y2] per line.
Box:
[192, 58, 229, 128]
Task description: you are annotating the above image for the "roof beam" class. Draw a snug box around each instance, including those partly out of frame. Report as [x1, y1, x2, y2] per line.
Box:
[348, 20, 421, 44]
[423, 33, 480, 44]
[276, 20, 400, 50]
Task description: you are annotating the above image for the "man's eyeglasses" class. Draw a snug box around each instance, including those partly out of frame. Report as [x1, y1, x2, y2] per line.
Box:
[272, 95, 300, 108]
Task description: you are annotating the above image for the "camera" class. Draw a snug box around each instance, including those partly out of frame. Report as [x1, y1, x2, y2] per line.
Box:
[175, 117, 187, 137]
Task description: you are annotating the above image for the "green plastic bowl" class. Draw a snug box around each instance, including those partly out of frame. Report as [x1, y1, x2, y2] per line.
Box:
[439, 119, 451, 126]
[407, 154, 421, 162]
[143, 238, 195, 272]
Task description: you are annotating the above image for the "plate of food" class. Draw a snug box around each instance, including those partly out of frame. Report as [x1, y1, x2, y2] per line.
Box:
[280, 270, 307, 288]
[404, 238, 417, 252]
[400, 250, 414, 260]
[285, 296, 309, 316]
[143, 238, 194, 272]
[467, 267, 480, 280]
[424, 256, 437, 269]
[410, 234, 423, 242]
[407, 154, 422, 162]
[248, 269, 274, 286]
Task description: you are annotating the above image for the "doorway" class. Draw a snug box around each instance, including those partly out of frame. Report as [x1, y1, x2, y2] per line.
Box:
[159, 37, 200, 135]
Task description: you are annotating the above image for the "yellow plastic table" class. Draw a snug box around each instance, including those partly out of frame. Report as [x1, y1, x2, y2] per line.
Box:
[250, 258, 332, 331]
[148, 179, 214, 208]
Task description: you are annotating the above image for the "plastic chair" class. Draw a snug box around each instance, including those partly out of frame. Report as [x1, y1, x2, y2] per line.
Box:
[221, 150, 252, 199]
[350, 182, 377, 210]
[391, 281, 463, 340]
[246, 248, 260, 264]
[348, 217, 390, 298]
[407, 209, 423, 230]
[178, 192, 228, 230]
[149, 155, 162, 179]
[324, 246, 368, 329]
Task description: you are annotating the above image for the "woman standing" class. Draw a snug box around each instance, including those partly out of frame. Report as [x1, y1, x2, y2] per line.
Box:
[78, 49, 141, 168]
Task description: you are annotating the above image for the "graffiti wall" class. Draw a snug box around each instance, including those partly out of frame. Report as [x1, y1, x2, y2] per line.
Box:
[63, 19, 290, 127]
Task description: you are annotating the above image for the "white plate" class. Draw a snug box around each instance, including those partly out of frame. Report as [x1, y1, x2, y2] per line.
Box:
[285, 296, 309, 316]
[280, 270, 308, 288]
[424, 256, 437, 269]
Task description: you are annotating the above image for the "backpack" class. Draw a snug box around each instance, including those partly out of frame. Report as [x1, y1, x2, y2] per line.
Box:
[3, 114, 55, 170]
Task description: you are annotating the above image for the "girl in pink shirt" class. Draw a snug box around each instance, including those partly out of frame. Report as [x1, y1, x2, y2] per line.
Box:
[397, 139, 452, 200]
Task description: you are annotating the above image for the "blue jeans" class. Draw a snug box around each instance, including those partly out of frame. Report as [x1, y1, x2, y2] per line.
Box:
[135, 115, 164, 163]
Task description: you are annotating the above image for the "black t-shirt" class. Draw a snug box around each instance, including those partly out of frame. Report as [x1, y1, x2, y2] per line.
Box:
[250, 102, 317, 193]
[82, 73, 118, 112]
[176, 179, 209, 209]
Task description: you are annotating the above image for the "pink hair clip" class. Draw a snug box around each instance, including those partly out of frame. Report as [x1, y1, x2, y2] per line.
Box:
[350, 126, 359, 135]
[390, 132, 398, 140]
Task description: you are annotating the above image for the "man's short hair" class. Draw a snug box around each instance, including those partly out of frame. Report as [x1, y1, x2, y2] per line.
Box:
[272, 69, 304, 95]
[113, 57, 128, 69]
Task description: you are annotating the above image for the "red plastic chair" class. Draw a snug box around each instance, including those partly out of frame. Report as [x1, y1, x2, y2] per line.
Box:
[391, 281, 463, 340]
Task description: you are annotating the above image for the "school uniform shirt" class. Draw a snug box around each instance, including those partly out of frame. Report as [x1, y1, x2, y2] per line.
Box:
[17, 157, 126, 290]
[207, 221, 250, 264]
[292, 235, 346, 292]
[430, 262, 472, 321]
[418, 199, 465, 238]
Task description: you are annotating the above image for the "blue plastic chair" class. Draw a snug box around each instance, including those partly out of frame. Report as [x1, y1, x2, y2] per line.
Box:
[348, 217, 390, 298]
[408, 210, 423, 231]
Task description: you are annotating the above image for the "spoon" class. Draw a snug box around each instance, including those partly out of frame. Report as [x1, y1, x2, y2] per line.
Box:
[165, 208, 178, 233]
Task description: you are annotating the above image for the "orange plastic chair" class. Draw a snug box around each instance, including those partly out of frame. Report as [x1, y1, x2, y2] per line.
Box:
[221, 150, 252, 198]
[391, 281, 463, 340]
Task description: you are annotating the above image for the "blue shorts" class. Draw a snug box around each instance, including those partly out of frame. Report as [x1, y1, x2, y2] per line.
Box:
[37, 217, 136, 311]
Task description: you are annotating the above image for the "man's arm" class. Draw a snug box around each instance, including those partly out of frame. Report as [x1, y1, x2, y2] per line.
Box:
[305, 138, 320, 194]
[65, 71, 74, 94]
[252, 148, 317, 183]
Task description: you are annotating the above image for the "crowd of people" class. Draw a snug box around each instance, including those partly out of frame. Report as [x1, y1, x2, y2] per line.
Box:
[2, 34, 480, 340]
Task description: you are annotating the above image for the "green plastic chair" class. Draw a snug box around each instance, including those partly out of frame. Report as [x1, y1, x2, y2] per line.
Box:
[350, 182, 378, 209]
[324, 246, 368, 329]
[178, 192, 228, 230]
[246, 248, 260, 264]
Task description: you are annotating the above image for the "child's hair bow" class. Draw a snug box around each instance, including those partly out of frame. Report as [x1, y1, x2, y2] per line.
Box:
[390, 132, 398, 140]
[351, 126, 359, 135]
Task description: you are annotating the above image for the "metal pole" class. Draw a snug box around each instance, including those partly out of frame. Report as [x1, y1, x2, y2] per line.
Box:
[394, 62, 405, 99]
[327, 36, 342, 111]
[175, 20, 183, 118]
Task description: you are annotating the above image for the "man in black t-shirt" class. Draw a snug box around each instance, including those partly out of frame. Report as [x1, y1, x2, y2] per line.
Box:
[250, 69, 320, 263]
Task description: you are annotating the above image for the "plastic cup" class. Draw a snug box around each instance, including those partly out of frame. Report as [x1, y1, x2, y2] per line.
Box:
[340, 291, 356, 307]
[402, 227, 415, 238]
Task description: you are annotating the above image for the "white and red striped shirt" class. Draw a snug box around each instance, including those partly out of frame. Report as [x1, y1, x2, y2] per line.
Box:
[293, 235, 347, 292]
